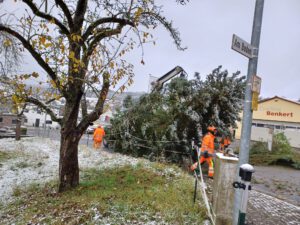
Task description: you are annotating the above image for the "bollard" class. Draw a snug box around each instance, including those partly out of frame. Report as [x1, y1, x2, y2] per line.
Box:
[232, 164, 254, 225]
[212, 153, 238, 225]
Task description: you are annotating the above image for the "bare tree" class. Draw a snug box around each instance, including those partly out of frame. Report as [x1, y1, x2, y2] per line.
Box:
[0, 0, 185, 192]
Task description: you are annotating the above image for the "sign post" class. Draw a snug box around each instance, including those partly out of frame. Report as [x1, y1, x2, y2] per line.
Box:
[232, 1, 265, 224]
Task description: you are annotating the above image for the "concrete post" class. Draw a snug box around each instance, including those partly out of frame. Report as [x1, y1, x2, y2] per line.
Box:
[212, 153, 238, 225]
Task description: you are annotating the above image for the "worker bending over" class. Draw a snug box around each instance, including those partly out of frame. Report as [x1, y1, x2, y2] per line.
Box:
[220, 135, 231, 152]
[191, 126, 217, 178]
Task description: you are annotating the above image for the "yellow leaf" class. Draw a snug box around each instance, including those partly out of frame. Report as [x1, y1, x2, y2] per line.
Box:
[50, 18, 55, 24]
[44, 43, 52, 48]
[3, 39, 12, 47]
[69, 51, 75, 60]
[39, 36, 46, 45]
[32, 72, 39, 78]
[109, 62, 114, 69]
[50, 80, 56, 88]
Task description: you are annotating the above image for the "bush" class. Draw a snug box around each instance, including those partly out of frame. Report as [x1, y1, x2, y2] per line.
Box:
[250, 132, 300, 169]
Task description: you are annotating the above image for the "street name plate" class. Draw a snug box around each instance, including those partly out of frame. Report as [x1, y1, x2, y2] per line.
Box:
[231, 34, 255, 58]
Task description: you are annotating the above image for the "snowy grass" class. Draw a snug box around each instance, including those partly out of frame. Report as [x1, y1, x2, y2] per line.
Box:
[1, 166, 206, 224]
[0, 137, 207, 224]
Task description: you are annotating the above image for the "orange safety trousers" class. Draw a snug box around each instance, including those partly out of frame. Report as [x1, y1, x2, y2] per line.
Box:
[199, 156, 214, 178]
[93, 140, 102, 149]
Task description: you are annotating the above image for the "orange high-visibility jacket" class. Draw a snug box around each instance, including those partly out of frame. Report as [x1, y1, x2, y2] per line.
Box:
[201, 132, 215, 154]
[224, 137, 231, 146]
[93, 127, 105, 142]
[221, 137, 231, 148]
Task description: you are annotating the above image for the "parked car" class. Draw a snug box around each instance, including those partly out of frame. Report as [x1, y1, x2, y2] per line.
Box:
[86, 125, 97, 134]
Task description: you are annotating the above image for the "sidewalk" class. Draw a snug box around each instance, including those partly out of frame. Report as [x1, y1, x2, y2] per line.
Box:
[247, 190, 300, 225]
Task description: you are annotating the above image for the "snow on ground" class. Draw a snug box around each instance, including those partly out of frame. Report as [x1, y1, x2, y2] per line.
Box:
[0, 137, 143, 205]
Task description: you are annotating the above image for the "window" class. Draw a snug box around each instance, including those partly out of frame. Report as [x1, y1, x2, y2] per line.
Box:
[46, 120, 52, 124]
[252, 123, 257, 126]
[0, 117, 3, 123]
[24, 118, 28, 123]
[285, 126, 296, 130]
[275, 125, 281, 129]
[256, 123, 264, 127]
[12, 119, 17, 124]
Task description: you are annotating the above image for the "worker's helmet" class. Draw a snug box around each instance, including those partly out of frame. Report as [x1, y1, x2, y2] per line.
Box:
[207, 126, 217, 134]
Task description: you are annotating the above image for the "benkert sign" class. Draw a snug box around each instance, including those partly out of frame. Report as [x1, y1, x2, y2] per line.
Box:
[231, 34, 256, 59]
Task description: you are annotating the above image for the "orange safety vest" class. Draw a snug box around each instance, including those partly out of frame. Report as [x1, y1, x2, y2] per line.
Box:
[93, 127, 105, 142]
[201, 132, 215, 154]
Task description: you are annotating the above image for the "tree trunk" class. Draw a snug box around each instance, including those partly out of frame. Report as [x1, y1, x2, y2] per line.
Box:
[15, 117, 21, 141]
[58, 128, 82, 192]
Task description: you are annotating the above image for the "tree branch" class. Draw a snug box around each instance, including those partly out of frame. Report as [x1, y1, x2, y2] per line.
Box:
[22, 0, 70, 35]
[17, 103, 27, 117]
[83, 24, 126, 63]
[82, 17, 135, 41]
[54, 0, 74, 28]
[26, 96, 62, 124]
[77, 72, 110, 132]
[73, 0, 88, 31]
[0, 25, 66, 95]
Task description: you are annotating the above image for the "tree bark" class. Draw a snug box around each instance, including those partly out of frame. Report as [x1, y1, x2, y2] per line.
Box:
[15, 117, 21, 141]
[58, 127, 82, 192]
[58, 98, 83, 192]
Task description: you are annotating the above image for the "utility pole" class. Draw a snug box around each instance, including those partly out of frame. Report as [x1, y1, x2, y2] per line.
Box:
[233, 0, 264, 224]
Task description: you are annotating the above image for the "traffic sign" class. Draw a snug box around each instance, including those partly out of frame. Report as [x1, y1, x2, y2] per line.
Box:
[232, 34, 256, 58]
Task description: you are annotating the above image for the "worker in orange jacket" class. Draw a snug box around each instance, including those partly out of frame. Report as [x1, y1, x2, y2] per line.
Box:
[93, 125, 105, 149]
[220, 135, 231, 151]
[191, 126, 217, 178]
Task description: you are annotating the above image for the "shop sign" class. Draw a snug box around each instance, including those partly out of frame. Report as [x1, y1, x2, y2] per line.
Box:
[266, 111, 293, 117]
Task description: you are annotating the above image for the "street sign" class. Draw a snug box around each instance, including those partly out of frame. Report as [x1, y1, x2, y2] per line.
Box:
[231, 34, 255, 58]
[252, 75, 262, 94]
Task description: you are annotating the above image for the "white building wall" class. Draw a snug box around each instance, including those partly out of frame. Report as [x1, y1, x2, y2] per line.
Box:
[24, 110, 60, 129]
[250, 126, 300, 148]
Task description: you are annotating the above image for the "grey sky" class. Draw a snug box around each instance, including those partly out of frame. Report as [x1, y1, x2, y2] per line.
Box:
[126, 0, 300, 100]
[1, 0, 300, 100]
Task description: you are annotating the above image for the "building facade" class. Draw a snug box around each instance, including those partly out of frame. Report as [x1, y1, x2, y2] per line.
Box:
[0, 113, 25, 128]
[236, 96, 300, 148]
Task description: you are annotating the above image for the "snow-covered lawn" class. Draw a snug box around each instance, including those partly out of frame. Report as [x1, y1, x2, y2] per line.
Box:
[0, 137, 142, 205]
[0, 137, 209, 225]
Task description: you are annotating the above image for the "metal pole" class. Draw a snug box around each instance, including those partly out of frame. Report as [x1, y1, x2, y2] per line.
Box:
[233, 1, 264, 224]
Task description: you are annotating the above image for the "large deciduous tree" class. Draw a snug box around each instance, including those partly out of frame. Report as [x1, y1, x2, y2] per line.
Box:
[0, 0, 184, 192]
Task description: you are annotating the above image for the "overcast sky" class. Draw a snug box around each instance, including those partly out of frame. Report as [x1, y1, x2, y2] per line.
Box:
[126, 0, 300, 100]
[1, 0, 300, 100]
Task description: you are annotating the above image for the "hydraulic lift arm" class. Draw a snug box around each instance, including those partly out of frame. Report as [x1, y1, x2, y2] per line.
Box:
[151, 66, 187, 92]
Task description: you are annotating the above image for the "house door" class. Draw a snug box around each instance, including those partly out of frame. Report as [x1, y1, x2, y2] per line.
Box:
[35, 118, 40, 127]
